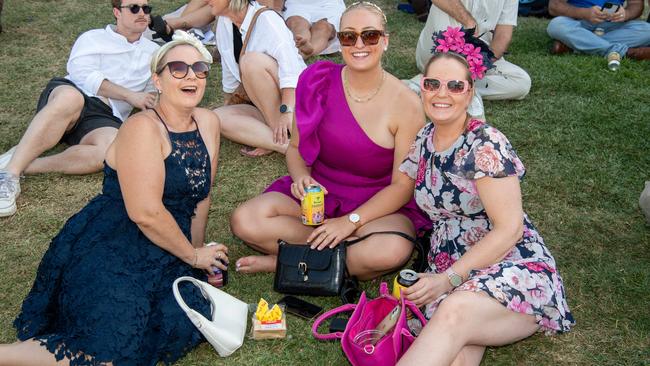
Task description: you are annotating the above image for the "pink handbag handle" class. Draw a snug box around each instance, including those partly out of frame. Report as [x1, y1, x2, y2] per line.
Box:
[379, 282, 390, 297]
[311, 303, 356, 340]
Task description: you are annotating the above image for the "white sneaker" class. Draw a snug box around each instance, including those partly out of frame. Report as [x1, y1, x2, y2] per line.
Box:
[0, 170, 20, 217]
[0, 146, 16, 170]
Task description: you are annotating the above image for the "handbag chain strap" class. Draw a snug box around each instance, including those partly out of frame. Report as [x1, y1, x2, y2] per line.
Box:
[343, 231, 426, 271]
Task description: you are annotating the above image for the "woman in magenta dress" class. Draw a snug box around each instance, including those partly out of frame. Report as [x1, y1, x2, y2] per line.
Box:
[230, 2, 428, 279]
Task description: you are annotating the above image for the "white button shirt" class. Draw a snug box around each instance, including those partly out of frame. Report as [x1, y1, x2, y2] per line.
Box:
[216, 2, 306, 93]
[66, 25, 160, 121]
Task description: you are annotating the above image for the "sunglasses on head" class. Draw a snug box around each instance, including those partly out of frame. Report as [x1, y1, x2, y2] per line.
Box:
[119, 4, 152, 14]
[337, 30, 385, 47]
[420, 78, 471, 94]
[161, 61, 210, 79]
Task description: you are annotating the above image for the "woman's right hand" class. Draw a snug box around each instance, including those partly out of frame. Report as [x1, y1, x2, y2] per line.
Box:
[290, 175, 328, 200]
[192, 243, 229, 271]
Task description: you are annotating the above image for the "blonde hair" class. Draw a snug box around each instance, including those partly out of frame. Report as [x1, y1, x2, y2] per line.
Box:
[342, 1, 387, 30]
[151, 30, 213, 75]
[229, 0, 251, 12]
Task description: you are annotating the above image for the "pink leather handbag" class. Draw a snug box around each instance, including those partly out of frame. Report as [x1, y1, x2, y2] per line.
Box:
[312, 282, 427, 366]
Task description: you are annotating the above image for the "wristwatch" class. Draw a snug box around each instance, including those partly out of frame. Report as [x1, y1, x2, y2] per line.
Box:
[348, 213, 361, 229]
[279, 104, 294, 114]
[445, 268, 463, 288]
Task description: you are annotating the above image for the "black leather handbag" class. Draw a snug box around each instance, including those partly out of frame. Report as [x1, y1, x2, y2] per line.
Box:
[273, 231, 423, 297]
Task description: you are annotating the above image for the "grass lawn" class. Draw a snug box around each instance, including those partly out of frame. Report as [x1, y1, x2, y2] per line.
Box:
[0, 0, 649, 365]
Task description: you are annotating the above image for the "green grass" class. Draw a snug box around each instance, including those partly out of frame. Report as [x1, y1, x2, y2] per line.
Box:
[1, 1, 649, 365]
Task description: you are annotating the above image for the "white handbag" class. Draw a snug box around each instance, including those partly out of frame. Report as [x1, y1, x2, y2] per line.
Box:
[173, 276, 248, 357]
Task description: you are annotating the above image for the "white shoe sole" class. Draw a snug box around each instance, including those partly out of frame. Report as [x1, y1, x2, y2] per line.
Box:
[0, 201, 17, 217]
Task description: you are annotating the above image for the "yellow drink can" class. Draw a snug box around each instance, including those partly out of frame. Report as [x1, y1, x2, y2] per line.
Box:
[301, 185, 324, 226]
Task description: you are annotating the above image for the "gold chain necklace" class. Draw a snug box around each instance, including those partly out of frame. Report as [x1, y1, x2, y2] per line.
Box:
[343, 67, 386, 103]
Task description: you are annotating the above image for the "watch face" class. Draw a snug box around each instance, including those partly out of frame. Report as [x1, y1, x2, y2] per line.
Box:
[450, 274, 462, 287]
[349, 213, 360, 223]
[280, 104, 288, 113]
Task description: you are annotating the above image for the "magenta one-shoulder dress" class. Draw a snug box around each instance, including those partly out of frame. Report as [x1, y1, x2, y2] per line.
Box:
[265, 61, 429, 232]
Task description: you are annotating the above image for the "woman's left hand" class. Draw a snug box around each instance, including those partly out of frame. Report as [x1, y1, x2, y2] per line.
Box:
[403, 272, 453, 307]
[307, 216, 357, 250]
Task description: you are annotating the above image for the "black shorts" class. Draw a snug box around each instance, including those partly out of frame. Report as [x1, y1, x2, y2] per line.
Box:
[36, 78, 122, 145]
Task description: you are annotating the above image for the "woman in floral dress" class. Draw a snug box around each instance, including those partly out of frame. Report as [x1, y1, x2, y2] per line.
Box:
[397, 51, 574, 366]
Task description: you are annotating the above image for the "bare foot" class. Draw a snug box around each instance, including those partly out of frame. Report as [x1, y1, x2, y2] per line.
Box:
[236, 255, 277, 273]
[239, 146, 273, 157]
[295, 34, 314, 59]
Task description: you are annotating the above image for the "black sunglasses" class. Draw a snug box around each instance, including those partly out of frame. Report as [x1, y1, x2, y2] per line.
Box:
[161, 61, 210, 79]
[337, 30, 385, 47]
[119, 4, 153, 14]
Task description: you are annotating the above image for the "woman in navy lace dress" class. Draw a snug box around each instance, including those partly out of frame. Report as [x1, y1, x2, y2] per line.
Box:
[0, 32, 225, 366]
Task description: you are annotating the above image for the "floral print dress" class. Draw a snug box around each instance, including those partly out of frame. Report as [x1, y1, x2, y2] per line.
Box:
[400, 119, 575, 334]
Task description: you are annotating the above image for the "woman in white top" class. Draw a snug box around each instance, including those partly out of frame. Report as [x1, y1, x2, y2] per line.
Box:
[208, 0, 306, 157]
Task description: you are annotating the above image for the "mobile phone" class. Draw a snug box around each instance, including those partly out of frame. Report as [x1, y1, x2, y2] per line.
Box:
[329, 317, 349, 333]
[278, 295, 323, 319]
[600, 2, 621, 14]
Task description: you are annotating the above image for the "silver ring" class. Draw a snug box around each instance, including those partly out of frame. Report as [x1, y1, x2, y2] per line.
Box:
[217, 252, 221, 259]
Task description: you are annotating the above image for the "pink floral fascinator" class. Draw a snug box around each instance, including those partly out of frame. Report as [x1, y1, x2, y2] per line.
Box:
[431, 26, 495, 80]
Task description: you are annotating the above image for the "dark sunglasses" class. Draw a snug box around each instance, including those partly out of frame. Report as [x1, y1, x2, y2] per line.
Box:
[420, 78, 471, 94]
[337, 30, 385, 47]
[161, 61, 210, 79]
[119, 4, 153, 14]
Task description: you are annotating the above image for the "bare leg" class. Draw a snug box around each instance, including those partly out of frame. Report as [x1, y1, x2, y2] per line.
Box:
[0, 339, 70, 366]
[346, 213, 415, 280]
[24, 127, 117, 175]
[213, 105, 287, 154]
[5, 86, 83, 177]
[231, 192, 313, 273]
[449, 345, 485, 366]
[308, 19, 336, 57]
[397, 291, 540, 366]
[286, 16, 314, 58]
[166, 5, 214, 31]
[180, 0, 209, 16]
[237, 52, 289, 155]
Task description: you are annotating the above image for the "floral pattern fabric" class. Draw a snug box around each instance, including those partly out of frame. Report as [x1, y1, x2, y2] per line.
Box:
[400, 119, 574, 334]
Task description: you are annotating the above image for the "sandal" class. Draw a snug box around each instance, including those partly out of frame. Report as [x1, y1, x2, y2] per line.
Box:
[149, 15, 173, 42]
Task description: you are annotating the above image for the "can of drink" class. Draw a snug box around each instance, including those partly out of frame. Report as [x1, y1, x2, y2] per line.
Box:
[392, 269, 419, 299]
[301, 184, 325, 226]
[205, 243, 228, 288]
[207, 259, 228, 288]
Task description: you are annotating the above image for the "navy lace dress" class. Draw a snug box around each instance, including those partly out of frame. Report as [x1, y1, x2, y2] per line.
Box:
[14, 115, 212, 365]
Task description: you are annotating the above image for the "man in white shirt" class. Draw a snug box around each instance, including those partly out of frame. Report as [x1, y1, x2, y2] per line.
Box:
[209, 0, 306, 157]
[0, 0, 159, 217]
[406, 0, 531, 115]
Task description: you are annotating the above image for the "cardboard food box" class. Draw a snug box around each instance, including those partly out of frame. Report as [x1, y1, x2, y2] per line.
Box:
[251, 314, 287, 340]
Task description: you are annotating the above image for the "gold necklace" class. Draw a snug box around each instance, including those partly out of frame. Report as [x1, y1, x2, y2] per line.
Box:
[343, 67, 386, 103]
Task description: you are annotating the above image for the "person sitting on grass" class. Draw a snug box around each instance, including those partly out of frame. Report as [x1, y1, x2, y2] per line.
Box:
[0, 31, 229, 366]
[208, 0, 306, 157]
[0, 0, 160, 218]
[148, 0, 285, 42]
[230, 1, 429, 278]
[547, 0, 650, 70]
[396, 50, 574, 366]
[283, 0, 346, 59]
[406, 0, 531, 111]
